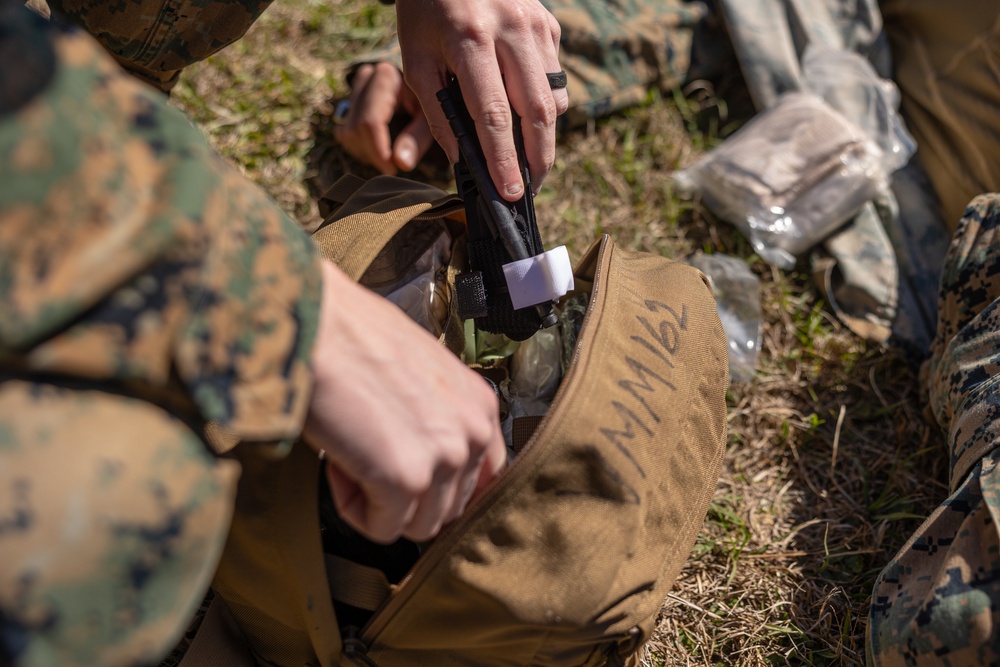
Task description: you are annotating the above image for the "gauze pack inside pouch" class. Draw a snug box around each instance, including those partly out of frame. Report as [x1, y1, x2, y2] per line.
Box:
[674, 92, 886, 268]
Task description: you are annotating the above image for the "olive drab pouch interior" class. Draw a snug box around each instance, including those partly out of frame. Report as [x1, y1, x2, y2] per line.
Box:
[200, 174, 730, 667]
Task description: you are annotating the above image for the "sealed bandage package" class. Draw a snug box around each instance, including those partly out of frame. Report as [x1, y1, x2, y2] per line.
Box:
[675, 92, 887, 268]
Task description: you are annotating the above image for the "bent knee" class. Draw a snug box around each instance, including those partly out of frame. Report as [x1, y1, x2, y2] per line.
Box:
[0, 380, 239, 667]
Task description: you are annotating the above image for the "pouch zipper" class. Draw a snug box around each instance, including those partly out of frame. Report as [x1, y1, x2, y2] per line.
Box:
[356, 237, 613, 647]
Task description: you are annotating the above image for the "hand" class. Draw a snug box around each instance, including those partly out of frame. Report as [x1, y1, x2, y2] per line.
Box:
[303, 260, 507, 544]
[334, 61, 436, 174]
[395, 0, 569, 199]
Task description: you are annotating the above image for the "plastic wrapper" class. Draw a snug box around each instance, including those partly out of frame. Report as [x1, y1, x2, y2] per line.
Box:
[381, 231, 452, 335]
[802, 45, 916, 174]
[674, 92, 886, 268]
[464, 324, 521, 366]
[687, 253, 762, 383]
[493, 328, 563, 457]
[510, 327, 562, 402]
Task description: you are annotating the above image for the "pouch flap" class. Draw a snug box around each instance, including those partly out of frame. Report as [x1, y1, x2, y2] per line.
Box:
[312, 175, 463, 281]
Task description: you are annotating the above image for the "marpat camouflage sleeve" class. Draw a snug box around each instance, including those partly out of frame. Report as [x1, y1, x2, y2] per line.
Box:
[0, 11, 322, 449]
[0, 5, 321, 666]
[44, 0, 275, 92]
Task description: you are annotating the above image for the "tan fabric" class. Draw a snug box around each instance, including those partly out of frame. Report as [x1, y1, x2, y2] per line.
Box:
[312, 175, 465, 282]
[209, 176, 730, 667]
[325, 555, 394, 613]
[881, 0, 1000, 228]
[177, 596, 256, 667]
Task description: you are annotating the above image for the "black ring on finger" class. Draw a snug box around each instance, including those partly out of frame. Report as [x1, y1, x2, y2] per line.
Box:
[546, 71, 568, 90]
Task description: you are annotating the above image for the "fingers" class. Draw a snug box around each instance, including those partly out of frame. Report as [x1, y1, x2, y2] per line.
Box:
[495, 51, 557, 196]
[454, 51, 526, 200]
[473, 423, 507, 499]
[327, 459, 423, 545]
[397, 0, 565, 201]
[404, 56, 457, 163]
[401, 379, 505, 541]
[327, 438, 501, 544]
[548, 15, 570, 118]
[495, 11, 563, 195]
[392, 113, 435, 172]
[334, 62, 403, 175]
[320, 375, 505, 544]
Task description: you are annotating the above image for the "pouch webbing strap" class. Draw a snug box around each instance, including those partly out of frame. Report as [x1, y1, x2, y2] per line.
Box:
[316, 173, 369, 216]
[178, 594, 256, 667]
[325, 553, 394, 612]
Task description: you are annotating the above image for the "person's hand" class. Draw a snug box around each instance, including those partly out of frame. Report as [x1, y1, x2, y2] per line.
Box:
[394, 0, 569, 199]
[303, 260, 507, 544]
[334, 61, 436, 175]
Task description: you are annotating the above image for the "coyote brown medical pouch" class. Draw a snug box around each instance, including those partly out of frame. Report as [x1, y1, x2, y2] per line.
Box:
[201, 175, 729, 667]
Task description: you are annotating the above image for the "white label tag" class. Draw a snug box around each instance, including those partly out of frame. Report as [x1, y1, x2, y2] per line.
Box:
[502, 245, 575, 310]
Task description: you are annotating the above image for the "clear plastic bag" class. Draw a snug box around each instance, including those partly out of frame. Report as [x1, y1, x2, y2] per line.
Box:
[687, 253, 762, 383]
[802, 45, 916, 174]
[674, 92, 886, 268]
[381, 231, 452, 336]
[510, 327, 562, 402]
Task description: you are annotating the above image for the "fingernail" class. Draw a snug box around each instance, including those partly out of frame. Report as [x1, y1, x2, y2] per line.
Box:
[505, 181, 524, 198]
[396, 145, 416, 171]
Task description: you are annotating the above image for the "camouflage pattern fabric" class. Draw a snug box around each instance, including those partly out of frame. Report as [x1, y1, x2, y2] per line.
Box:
[0, 380, 241, 667]
[0, 8, 322, 666]
[43, 0, 274, 92]
[868, 194, 1000, 666]
[546, 0, 706, 129]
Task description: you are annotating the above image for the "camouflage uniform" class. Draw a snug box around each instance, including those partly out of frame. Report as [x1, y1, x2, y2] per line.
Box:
[41, 0, 274, 93]
[0, 5, 322, 666]
[868, 194, 1000, 665]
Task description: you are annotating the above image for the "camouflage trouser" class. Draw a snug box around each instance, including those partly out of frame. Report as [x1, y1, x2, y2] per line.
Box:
[868, 193, 1000, 665]
[0, 380, 240, 667]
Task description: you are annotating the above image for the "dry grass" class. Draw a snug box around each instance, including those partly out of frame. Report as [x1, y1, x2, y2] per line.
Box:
[172, 2, 948, 664]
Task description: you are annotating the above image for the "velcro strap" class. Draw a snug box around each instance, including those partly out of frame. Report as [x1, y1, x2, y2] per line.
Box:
[502, 246, 575, 310]
[316, 174, 369, 219]
[455, 271, 488, 320]
[325, 554, 394, 612]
